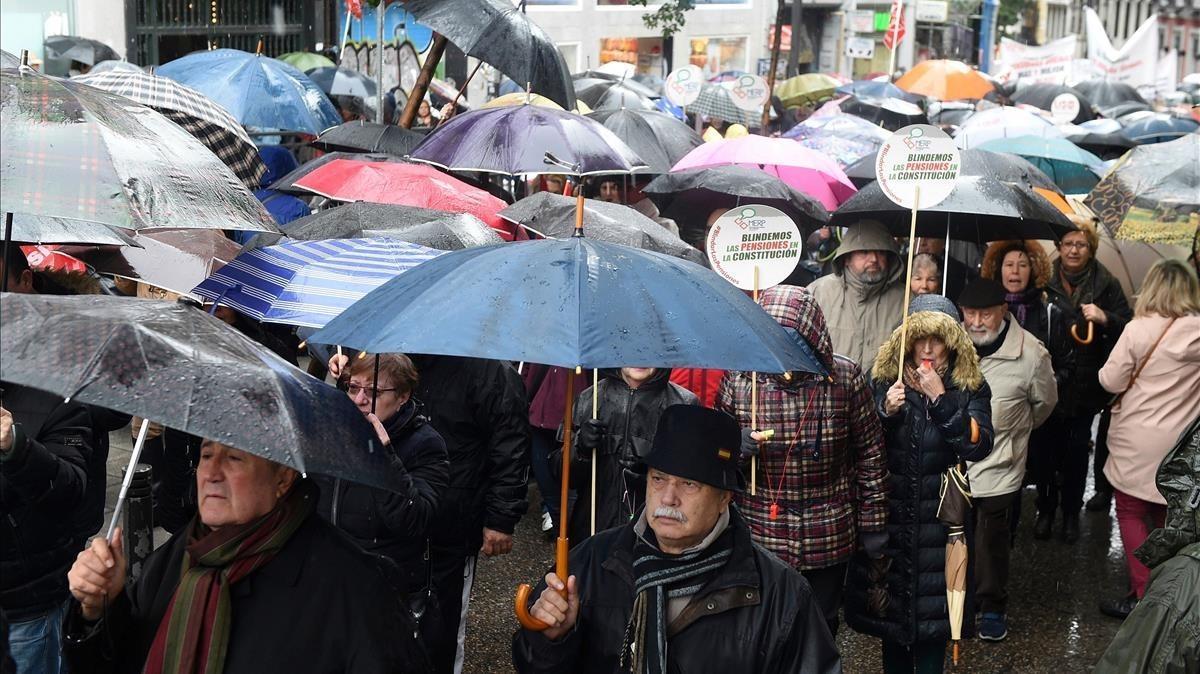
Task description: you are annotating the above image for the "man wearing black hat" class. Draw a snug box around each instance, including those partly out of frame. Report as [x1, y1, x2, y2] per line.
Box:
[958, 278, 1058, 643]
[511, 405, 840, 674]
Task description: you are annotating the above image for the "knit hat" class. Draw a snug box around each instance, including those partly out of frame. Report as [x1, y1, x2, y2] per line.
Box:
[957, 278, 1008, 309]
[645, 405, 743, 492]
[909, 293, 960, 319]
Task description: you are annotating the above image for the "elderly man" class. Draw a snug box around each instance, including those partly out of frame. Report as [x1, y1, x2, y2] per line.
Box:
[63, 441, 424, 673]
[959, 279, 1058, 642]
[808, 220, 906, 369]
[512, 405, 840, 674]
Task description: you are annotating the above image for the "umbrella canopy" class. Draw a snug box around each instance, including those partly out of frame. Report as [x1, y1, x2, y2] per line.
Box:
[157, 49, 340, 135]
[839, 95, 928, 131]
[672, 135, 857, 210]
[1074, 80, 1148, 111]
[310, 237, 828, 374]
[1010, 83, 1095, 124]
[574, 78, 655, 111]
[268, 151, 408, 193]
[686, 83, 759, 128]
[1084, 134, 1199, 246]
[8, 215, 138, 247]
[44, 35, 118, 66]
[498, 191, 703, 263]
[251, 202, 502, 251]
[775, 73, 841, 107]
[977, 136, 1104, 194]
[835, 80, 923, 104]
[0, 67, 278, 235]
[311, 121, 425, 156]
[1, 49, 21, 69]
[57, 228, 240, 297]
[786, 125, 881, 170]
[1121, 113, 1199, 144]
[786, 113, 891, 144]
[844, 147, 1061, 193]
[1061, 126, 1136, 161]
[291, 159, 508, 232]
[75, 69, 267, 189]
[409, 104, 646, 176]
[404, 0, 575, 110]
[192, 238, 441, 329]
[897, 60, 993, 101]
[573, 70, 660, 99]
[87, 60, 143, 74]
[278, 51, 336, 72]
[954, 105, 1065, 149]
[0, 292, 404, 492]
[307, 67, 377, 103]
[585, 108, 702, 173]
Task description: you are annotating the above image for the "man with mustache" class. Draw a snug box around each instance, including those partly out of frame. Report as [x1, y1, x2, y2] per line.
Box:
[959, 279, 1058, 642]
[513, 405, 839, 673]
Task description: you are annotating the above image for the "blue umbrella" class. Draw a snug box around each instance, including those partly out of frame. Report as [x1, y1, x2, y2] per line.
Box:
[192, 238, 441, 329]
[836, 80, 924, 104]
[157, 49, 340, 135]
[310, 237, 828, 374]
[977, 135, 1105, 194]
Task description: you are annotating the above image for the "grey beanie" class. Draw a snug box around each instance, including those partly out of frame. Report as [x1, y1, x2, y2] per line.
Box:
[909, 293, 960, 320]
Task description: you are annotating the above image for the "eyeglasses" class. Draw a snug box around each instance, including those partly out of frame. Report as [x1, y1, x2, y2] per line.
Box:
[1060, 242, 1090, 251]
[346, 382, 399, 397]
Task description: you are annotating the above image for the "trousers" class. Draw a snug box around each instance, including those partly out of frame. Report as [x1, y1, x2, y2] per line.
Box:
[1030, 413, 1094, 516]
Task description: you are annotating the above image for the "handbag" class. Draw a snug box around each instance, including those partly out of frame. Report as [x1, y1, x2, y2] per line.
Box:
[1108, 318, 1176, 410]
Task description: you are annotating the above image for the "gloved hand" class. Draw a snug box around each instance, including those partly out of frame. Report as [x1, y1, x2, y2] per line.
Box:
[576, 418, 606, 452]
[860, 531, 888, 560]
[740, 428, 760, 458]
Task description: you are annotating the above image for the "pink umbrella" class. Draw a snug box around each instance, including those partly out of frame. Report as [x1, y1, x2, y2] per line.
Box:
[670, 136, 857, 210]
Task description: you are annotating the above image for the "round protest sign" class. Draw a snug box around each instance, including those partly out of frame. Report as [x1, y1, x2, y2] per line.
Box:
[875, 124, 961, 210]
[726, 74, 770, 112]
[1050, 93, 1081, 123]
[705, 205, 802, 291]
[664, 66, 703, 107]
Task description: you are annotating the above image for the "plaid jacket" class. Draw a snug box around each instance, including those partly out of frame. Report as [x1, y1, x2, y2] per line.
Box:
[717, 286, 889, 570]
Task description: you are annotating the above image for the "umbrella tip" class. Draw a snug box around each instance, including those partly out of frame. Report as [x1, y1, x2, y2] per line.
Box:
[256, 38, 264, 56]
[19, 49, 29, 67]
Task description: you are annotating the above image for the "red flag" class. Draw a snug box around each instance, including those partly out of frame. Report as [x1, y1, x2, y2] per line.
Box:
[346, 0, 363, 20]
[884, 0, 905, 51]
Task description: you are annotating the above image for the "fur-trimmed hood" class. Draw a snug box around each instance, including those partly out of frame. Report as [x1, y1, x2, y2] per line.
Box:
[870, 310, 984, 391]
[980, 240, 1051, 291]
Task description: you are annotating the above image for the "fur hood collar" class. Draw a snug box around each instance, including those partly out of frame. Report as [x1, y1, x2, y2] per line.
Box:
[871, 310, 984, 391]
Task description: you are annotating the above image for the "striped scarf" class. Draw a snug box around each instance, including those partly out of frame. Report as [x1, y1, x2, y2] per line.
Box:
[620, 525, 734, 674]
[143, 479, 316, 674]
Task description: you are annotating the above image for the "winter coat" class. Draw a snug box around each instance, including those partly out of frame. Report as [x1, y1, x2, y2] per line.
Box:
[808, 221, 907, 370]
[239, 145, 309, 245]
[967, 317, 1058, 498]
[1100, 314, 1200, 505]
[0, 382, 93, 619]
[63, 499, 428, 673]
[511, 506, 841, 674]
[523, 364, 590, 430]
[409, 355, 530, 554]
[669, 368, 725, 409]
[315, 399, 450, 592]
[74, 406, 130, 544]
[717, 285, 889, 570]
[1046, 258, 1132, 417]
[844, 311, 994, 646]
[566, 370, 697, 543]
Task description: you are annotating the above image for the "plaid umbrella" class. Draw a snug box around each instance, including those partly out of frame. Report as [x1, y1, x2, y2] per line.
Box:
[75, 70, 266, 189]
[686, 83, 758, 128]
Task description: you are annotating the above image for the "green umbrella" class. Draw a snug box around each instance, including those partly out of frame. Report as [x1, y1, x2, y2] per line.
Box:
[775, 73, 842, 108]
[278, 51, 336, 72]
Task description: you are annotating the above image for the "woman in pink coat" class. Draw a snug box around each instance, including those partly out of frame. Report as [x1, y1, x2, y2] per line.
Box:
[1097, 259, 1200, 619]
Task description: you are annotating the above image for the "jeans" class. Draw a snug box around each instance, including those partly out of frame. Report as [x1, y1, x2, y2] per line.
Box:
[8, 601, 67, 674]
[1031, 413, 1094, 516]
[1114, 490, 1167, 598]
[529, 427, 560, 522]
[881, 639, 946, 674]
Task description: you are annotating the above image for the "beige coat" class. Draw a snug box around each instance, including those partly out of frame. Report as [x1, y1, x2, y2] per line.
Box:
[1100, 314, 1200, 504]
[966, 318, 1058, 497]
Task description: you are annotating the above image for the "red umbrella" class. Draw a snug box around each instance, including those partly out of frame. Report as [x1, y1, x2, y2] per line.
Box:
[292, 160, 512, 239]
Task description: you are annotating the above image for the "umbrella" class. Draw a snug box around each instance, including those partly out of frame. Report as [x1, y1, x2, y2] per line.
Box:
[976, 136, 1104, 194]
[498, 191, 703, 263]
[0, 67, 278, 235]
[404, 0, 576, 110]
[1120, 113, 1199, 144]
[54, 228, 240, 297]
[87, 60, 143, 75]
[408, 104, 646, 176]
[268, 152, 407, 194]
[786, 128, 880, 170]
[896, 60, 994, 101]
[954, 106, 1065, 149]
[836, 80, 923, 104]
[74, 69, 267, 189]
[0, 292, 406, 494]
[574, 78, 655, 111]
[1074, 80, 1148, 112]
[192, 237, 441, 329]
[844, 147, 1061, 192]
[573, 70, 660, 99]
[311, 121, 426, 156]
[708, 70, 750, 83]
[671, 135, 857, 210]
[937, 463, 972, 665]
[8, 215, 139, 247]
[290, 159, 509, 233]
[156, 49, 341, 135]
[686, 82, 759, 128]
[785, 112, 891, 144]
[44, 35, 118, 66]
[1084, 134, 1199, 246]
[249, 202, 502, 251]
[840, 95, 928, 131]
[1061, 126, 1136, 161]
[775, 73, 841, 107]
[1010, 83, 1095, 124]
[585, 108, 702, 173]
[0, 49, 20, 69]
[306, 67, 378, 105]
[278, 51, 336, 72]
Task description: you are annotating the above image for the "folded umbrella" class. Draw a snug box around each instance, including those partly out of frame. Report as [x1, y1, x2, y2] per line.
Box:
[311, 121, 426, 156]
[44, 35, 118, 66]
[248, 202, 501, 251]
[585, 108, 702, 173]
[1084, 134, 1199, 246]
[937, 463, 972, 666]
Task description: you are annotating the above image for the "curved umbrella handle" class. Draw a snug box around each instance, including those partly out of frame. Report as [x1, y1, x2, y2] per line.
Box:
[1070, 321, 1094, 345]
[970, 418, 980, 445]
[515, 583, 550, 631]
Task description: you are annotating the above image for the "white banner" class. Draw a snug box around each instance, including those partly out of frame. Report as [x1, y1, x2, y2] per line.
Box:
[1085, 7, 1159, 93]
[994, 35, 1077, 85]
[1156, 49, 1178, 98]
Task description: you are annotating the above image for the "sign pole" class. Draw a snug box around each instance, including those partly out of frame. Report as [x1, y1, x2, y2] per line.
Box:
[896, 185, 920, 380]
[590, 368, 598, 536]
[750, 264, 759, 496]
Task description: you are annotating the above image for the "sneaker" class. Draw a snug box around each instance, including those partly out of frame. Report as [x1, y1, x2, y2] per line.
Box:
[1086, 491, 1112, 512]
[540, 511, 554, 533]
[1099, 596, 1138, 620]
[978, 612, 1008, 641]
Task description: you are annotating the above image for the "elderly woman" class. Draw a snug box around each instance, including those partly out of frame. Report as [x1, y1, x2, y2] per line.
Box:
[910, 253, 942, 297]
[844, 294, 993, 673]
[64, 441, 425, 673]
[1096, 259, 1200, 619]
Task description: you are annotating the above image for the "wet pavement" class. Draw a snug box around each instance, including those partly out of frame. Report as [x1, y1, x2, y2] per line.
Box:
[105, 434, 1126, 673]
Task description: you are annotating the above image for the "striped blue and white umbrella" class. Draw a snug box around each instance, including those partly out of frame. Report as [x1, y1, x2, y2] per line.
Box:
[192, 238, 442, 329]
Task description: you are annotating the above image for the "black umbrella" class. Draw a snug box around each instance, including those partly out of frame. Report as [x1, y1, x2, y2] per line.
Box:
[1010, 83, 1096, 124]
[311, 122, 426, 156]
[0, 292, 404, 494]
[642, 166, 830, 246]
[1121, 113, 1199, 144]
[404, 0, 576, 110]
[43, 35, 118, 66]
[839, 95, 928, 131]
[844, 148, 1061, 192]
[585, 108, 702, 173]
[1075, 80, 1148, 111]
[498, 191, 703, 263]
[574, 78, 655, 111]
[250, 202, 502, 251]
[269, 152, 409, 194]
[1104, 100, 1154, 120]
[1063, 129, 1136, 160]
[573, 71, 661, 99]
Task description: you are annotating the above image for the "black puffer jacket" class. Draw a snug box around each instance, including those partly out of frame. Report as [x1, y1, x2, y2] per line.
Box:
[316, 399, 449, 592]
[566, 370, 697, 544]
[73, 406, 130, 544]
[844, 311, 994, 646]
[512, 506, 841, 674]
[409, 355, 530, 555]
[0, 383, 93, 619]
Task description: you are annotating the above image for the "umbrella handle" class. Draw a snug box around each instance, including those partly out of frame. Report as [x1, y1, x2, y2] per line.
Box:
[970, 418, 980, 445]
[515, 537, 570, 632]
[1070, 321, 1094, 345]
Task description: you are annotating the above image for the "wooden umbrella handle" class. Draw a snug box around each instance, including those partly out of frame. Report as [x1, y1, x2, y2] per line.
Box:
[515, 584, 550, 631]
[970, 418, 980, 444]
[1071, 321, 1094, 345]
